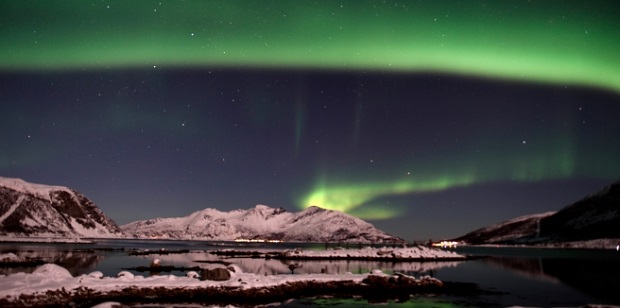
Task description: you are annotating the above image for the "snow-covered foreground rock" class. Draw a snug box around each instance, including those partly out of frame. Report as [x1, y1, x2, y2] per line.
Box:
[0, 263, 444, 307]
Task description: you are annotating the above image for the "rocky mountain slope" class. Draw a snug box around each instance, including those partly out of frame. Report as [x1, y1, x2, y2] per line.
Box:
[539, 180, 620, 240]
[454, 180, 620, 245]
[452, 212, 555, 245]
[122, 204, 405, 243]
[0, 176, 123, 238]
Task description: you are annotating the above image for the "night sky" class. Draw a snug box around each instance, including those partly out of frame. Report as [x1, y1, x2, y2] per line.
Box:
[1, 1, 619, 241]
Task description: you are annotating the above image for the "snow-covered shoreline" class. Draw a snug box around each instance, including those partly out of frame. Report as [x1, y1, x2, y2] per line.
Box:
[213, 245, 468, 261]
[0, 263, 444, 307]
[0, 236, 96, 244]
[0, 246, 458, 306]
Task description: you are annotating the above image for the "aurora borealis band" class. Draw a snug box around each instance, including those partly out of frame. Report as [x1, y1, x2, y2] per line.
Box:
[2, 1, 620, 92]
[1, 1, 620, 241]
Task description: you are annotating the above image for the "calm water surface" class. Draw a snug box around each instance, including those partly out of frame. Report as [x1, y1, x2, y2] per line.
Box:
[1, 239, 619, 307]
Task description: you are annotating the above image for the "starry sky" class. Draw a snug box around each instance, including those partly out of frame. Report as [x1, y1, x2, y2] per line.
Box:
[1, 1, 619, 241]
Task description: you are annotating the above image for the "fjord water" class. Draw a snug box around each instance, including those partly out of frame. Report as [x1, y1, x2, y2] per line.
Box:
[442, 246, 620, 307]
[1, 239, 618, 307]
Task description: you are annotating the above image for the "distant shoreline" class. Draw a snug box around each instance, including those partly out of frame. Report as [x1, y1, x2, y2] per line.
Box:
[458, 238, 620, 250]
[211, 246, 470, 262]
[0, 236, 95, 244]
[2, 236, 617, 251]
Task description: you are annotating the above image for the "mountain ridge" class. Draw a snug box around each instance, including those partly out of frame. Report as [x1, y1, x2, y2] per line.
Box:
[454, 180, 620, 245]
[1, 177, 405, 243]
[122, 204, 405, 244]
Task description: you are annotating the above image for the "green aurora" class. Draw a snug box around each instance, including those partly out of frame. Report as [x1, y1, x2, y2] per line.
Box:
[298, 134, 582, 219]
[1, 1, 619, 92]
[2, 1, 619, 222]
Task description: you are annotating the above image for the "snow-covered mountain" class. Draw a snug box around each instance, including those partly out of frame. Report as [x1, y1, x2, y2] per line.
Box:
[0, 176, 123, 238]
[122, 204, 405, 243]
[454, 180, 620, 245]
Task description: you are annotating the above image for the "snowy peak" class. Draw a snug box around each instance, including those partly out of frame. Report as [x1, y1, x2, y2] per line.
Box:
[243, 204, 288, 221]
[0, 176, 69, 202]
[285, 206, 392, 243]
[122, 205, 404, 243]
[0, 176, 123, 238]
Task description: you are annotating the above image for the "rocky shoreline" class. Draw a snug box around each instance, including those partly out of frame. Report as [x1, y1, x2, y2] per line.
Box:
[0, 246, 471, 307]
[1, 273, 454, 307]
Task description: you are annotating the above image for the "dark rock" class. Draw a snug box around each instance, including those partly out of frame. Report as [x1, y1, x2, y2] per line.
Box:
[200, 268, 231, 281]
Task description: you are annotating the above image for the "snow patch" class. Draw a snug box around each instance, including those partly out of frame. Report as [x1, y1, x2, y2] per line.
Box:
[0, 176, 69, 202]
[91, 302, 123, 308]
[0, 195, 25, 225]
[0, 253, 20, 261]
[32, 263, 73, 279]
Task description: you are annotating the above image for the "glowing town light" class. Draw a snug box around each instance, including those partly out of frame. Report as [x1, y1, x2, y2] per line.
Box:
[235, 238, 283, 243]
[431, 241, 459, 248]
